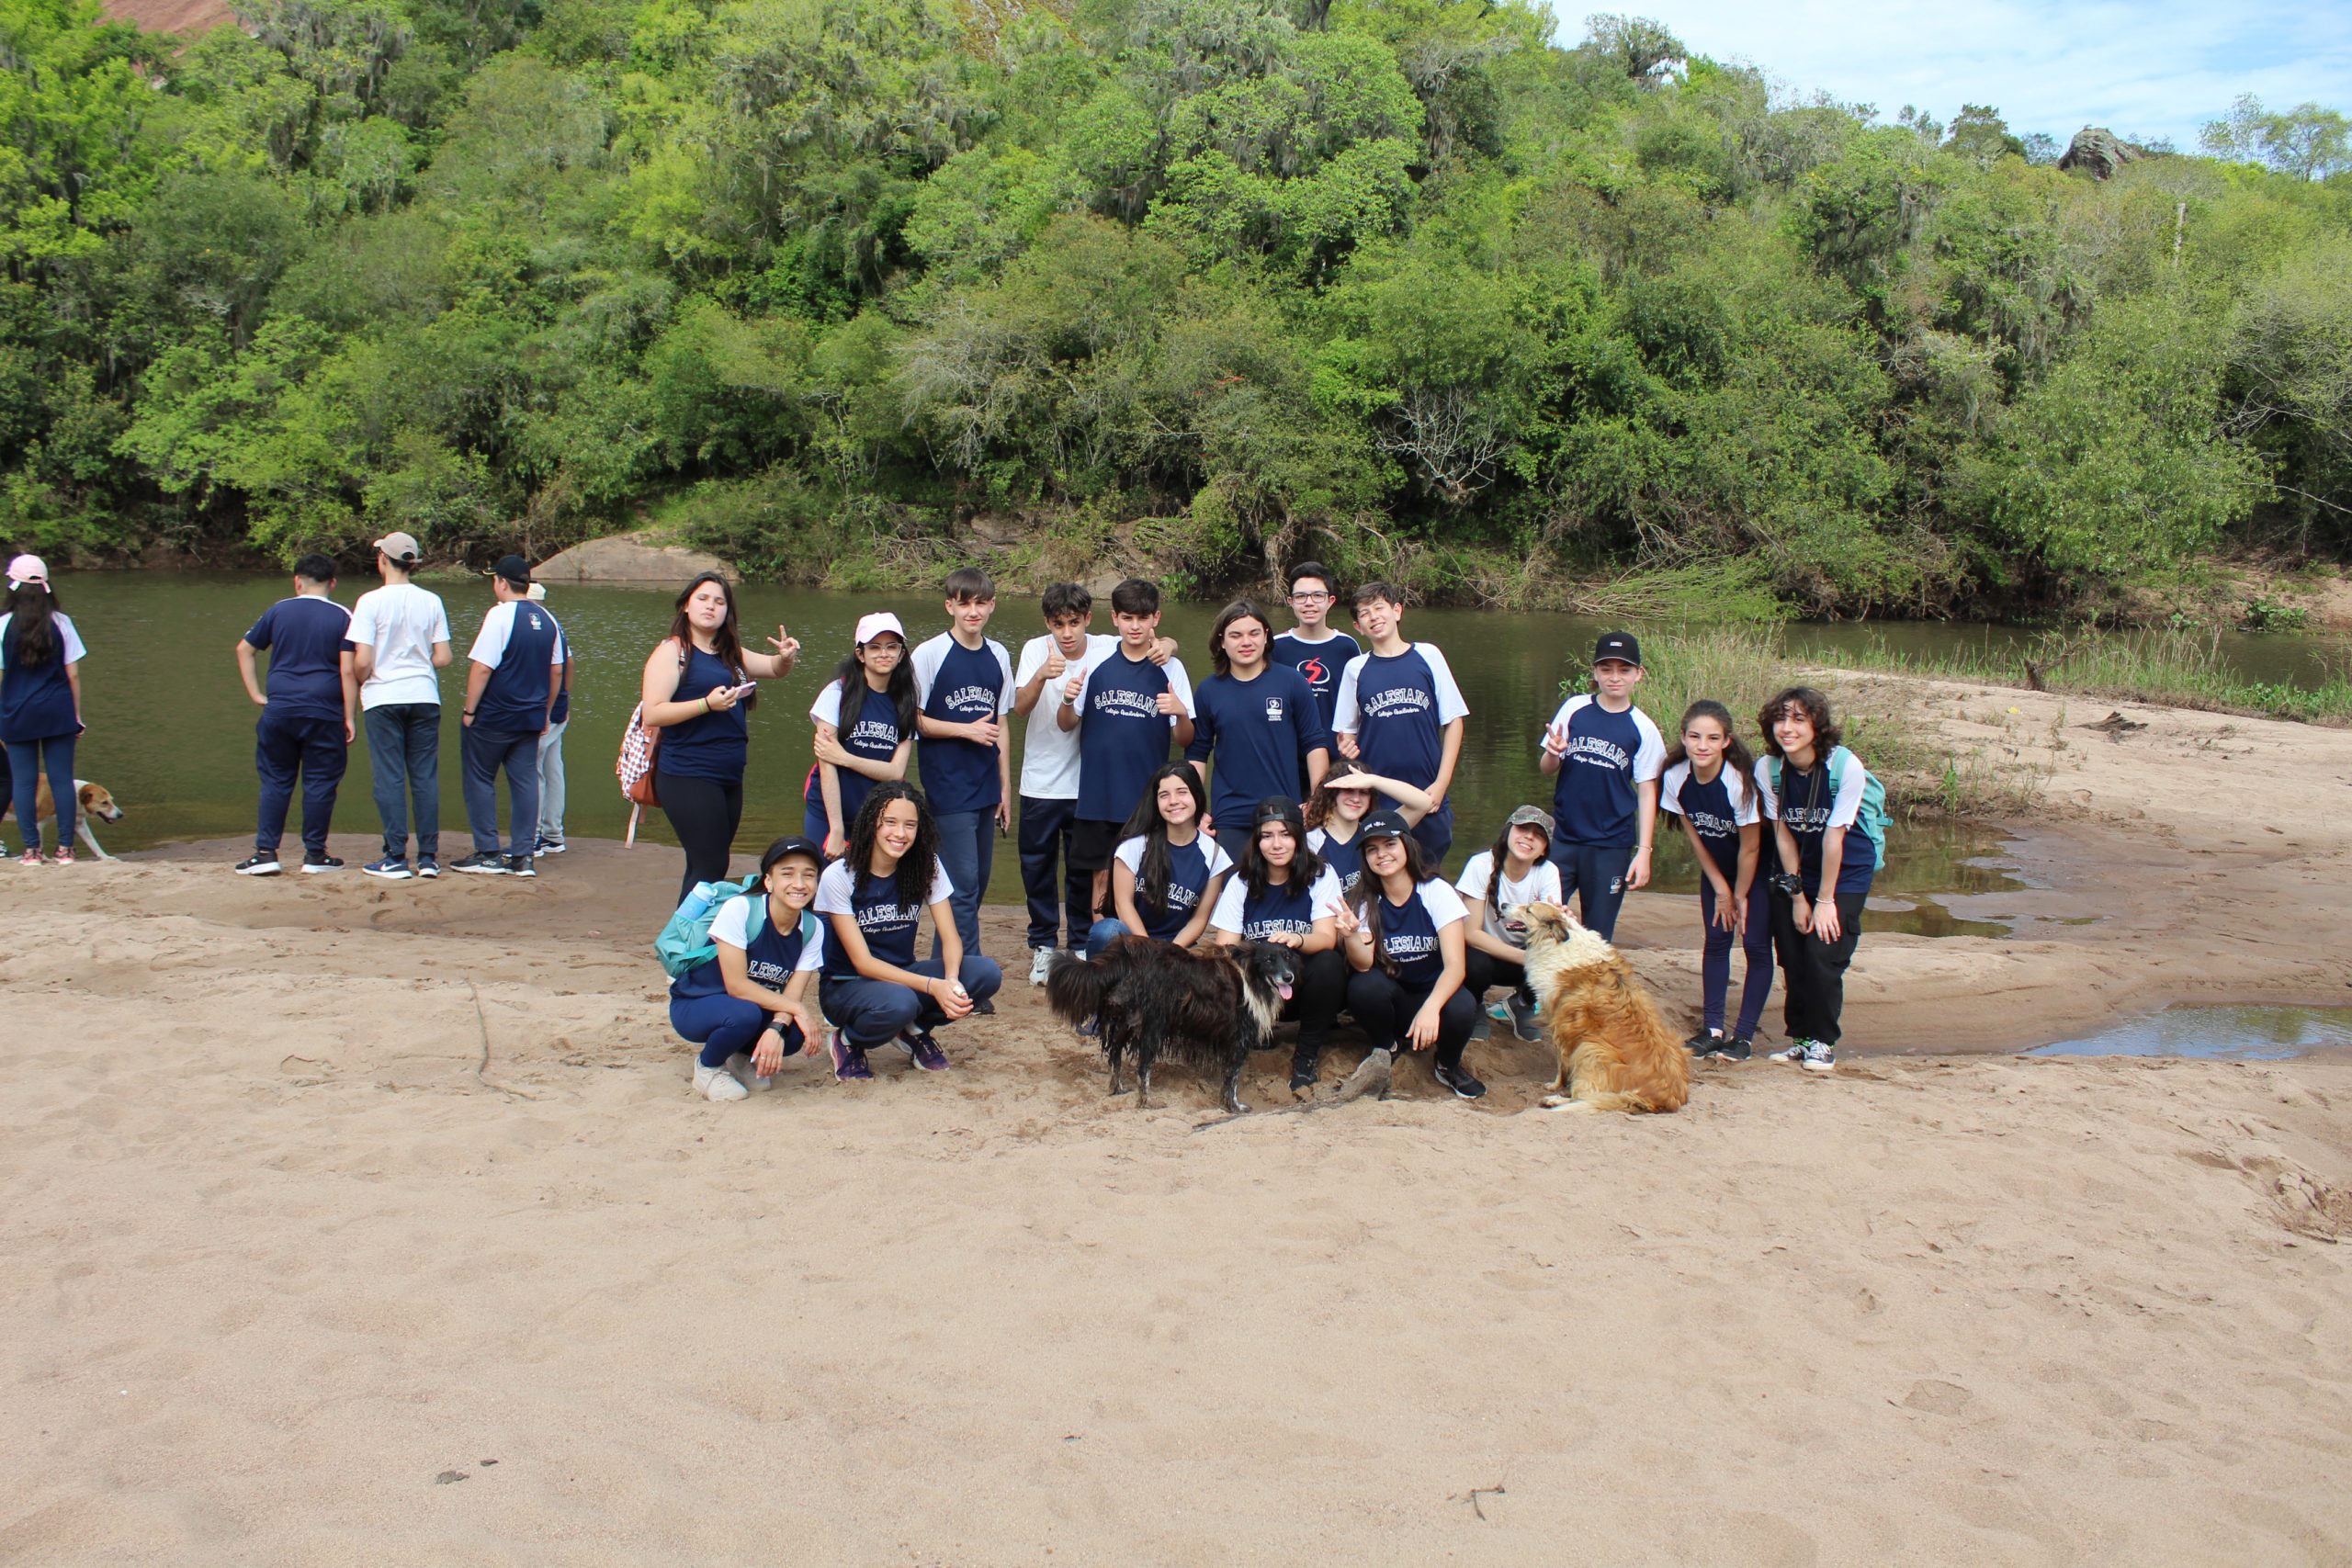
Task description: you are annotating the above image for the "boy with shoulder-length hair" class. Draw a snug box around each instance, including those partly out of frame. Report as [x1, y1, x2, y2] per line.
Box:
[233, 552, 356, 876]
[1057, 577, 1195, 930]
[912, 565, 1016, 976]
[1331, 581, 1467, 869]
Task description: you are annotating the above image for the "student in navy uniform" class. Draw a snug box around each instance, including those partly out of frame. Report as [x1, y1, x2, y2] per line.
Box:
[232, 553, 355, 875]
[1338, 809, 1484, 1100]
[637, 570, 800, 903]
[1, 555, 87, 865]
[1057, 578, 1194, 931]
[1303, 767, 1430, 902]
[1270, 561, 1357, 739]
[1209, 797, 1349, 1092]
[1331, 581, 1467, 869]
[1185, 599, 1329, 866]
[670, 835, 829, 1103]
[814, 781, 1002, 1080]
[1089, 762, 1233, 955]
[454, 556, 566, 878]
[805, 611, 914, 857]
[1660, 699, 1771, 1062]
[529, 582, 573, 859]
[1755, 686, 1877, 1075]
[1537, 630, 1667, 941]
[911, 567, 1016, 973]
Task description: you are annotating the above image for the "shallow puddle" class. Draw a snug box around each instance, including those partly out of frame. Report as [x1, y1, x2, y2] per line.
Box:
[1652, 818, 2027, 939]
[2030, 1005, 2352, 1061]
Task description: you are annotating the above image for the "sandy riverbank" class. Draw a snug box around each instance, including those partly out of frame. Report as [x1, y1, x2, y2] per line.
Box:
[4, 674, 2349, 1562]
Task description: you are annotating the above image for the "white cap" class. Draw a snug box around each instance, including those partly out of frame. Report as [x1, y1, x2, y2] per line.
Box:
[526, 581, 548, 602]
[6, 553, 48, 590]
[854, 611, 905, 646]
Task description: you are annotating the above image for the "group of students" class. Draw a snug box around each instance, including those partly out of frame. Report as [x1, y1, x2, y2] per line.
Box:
[665, 562, 1881, 1103]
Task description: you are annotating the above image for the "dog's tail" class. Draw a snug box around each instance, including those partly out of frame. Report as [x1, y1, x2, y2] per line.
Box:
[1044, 950, 1117, 1032]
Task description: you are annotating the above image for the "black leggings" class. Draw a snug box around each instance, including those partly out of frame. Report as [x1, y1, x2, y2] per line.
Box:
[1463, 947, 1534, 1007]
[1279, 946, 1350, 1055]
[1345, 969, 1477, 1070]
[1770, 888, 1867, 1047]
[657, 769, 744, 905]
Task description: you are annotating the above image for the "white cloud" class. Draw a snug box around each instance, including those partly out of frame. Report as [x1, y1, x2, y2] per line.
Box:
[1591, 1, 2352, 151]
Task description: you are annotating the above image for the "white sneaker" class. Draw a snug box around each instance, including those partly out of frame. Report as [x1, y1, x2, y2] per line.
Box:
[1801, 1042, 1838, 1073]
[1768, 1040, 1811, 1063]
[693, 1063, 749, 1102]
[723, 1051, 775, 1093]
[1029, 946, 1056, 985]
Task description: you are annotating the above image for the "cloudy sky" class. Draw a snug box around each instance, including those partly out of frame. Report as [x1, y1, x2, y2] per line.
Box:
[1623, 2, 2352, 152]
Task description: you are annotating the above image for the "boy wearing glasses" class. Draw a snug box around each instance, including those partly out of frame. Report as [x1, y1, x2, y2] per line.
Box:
[1271, 562, 1358, 739]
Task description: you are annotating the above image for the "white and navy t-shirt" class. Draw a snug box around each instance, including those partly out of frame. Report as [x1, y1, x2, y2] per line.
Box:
[673, 896, 824, 999]
[1308, 825, 1363, 898]
[1184, 664, 1329, 826]
[1754, 753, 1877, 897]
[1074, 649, 1195, 824]
[1210, 865, 1345, 942]
[816, 856, 956, 979]
[1368, 876, 1467, 987]
[1014, 631, 1119, 800]
[468, 600, 566, 732]
[1453, 852, 1564, 944]
[1334, 644, 1468, 797]
[1544, 694, 1667, 847]
[1114, 832, 1234, 942]
[911, 632, 1014, 816]
[1661, 761, 1759, 878]
[1272, 629, 1358, 735]
[345, 582, 450, 710]
[244, 595, 354, 724]
[805, 678, 907, 834]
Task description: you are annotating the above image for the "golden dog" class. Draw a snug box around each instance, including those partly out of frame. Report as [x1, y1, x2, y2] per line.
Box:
[1510, 901, 1690, 1113]
[1, 775, 125, 858]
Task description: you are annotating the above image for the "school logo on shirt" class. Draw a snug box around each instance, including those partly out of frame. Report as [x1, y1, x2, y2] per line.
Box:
[1686, 808, 1736, 839]
[1263, 696, 1285, 722]
[1165, 883, 1203, 911]
[1298, 657, 1330, 688]
[855, 901, 922, 931]
[525, 611, 547, 633]
[942, 682, 998, 716]
[1362, 685, 1431, 720]
[847, 718, 897, 748]
[1566, 734, 1631, 770]
[1385, 931, 1436, 963]
[746, 957, 796, 985]
[1092, 687, 1161, 720]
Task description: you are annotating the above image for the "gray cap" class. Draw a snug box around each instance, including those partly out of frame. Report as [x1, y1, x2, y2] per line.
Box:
[1506, 805, 1556, 839]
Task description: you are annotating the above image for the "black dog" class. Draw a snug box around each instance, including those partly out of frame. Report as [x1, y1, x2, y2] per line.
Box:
[1045, 936, 1299, 1112]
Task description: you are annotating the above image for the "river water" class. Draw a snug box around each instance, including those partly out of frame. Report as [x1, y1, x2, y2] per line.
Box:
[33, 573, 2341, 928]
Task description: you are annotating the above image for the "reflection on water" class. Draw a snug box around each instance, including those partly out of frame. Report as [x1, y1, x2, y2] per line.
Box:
[2030, 1005, 2352, 1061]
[1650, 818, 2025, 939]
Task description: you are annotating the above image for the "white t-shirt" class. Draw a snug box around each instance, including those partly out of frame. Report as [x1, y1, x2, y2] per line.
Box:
[1209, 865, 1345, 936]
[1014, 631, 1119, 799]
[1453, 852, 1564, 943]
[466, 600, 568, 668]
[708, 897, 826, 984]
[0, 612, 86, 666]
[345, 582, 452, 709]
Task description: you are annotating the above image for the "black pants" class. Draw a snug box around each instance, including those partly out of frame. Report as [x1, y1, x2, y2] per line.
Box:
[255, 711, 347, 856]
[1771, 888, 1866, 1047]
[1018, 796, 1091, 952]
[1281, 947, 1349, 1055]
[1345, 969, 1476, 1069]
[657, 769, 744, 905]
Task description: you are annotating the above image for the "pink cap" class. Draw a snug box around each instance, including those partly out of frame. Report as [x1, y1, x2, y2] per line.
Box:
[854, 612, 905, 646]
[6, 553, 47, 590]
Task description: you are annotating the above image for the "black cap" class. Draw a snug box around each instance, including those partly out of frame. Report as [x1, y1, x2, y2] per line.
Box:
[492, 554, 533, 588]
[759, 834, 827, 874]
[1593, 631, 1641, 667]
[1251, 796, 1304, 830]
[1359, 808, 1410, 841]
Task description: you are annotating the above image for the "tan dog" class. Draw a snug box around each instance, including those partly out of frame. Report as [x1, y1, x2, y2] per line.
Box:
[1510, 901, 1690, 1113]
[2, 776, 125, 859]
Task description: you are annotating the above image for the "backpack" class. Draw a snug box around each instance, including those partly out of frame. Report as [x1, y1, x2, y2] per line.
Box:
[655, 875, 821, 980]
[1769, 744, 1890, 866]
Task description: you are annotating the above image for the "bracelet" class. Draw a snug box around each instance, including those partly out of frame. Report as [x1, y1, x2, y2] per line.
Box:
[702, 696, 712, 713]
[462, 709, 475, 717]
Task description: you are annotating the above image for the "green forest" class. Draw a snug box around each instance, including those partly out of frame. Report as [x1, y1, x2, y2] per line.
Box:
[1, 0, 2347, 615]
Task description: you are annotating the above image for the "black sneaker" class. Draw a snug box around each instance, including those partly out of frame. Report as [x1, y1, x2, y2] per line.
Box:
[1719, 1036, 1753, 1062]
[1289, 1050, 1319, 1092]
[233, 853, 281, 876]
[415, 856, 441, 879]
[534, 838, 566, 856]
[1431, 1061, 1487, 1100]
[973, 995, 994, 1015]
[448, 852, 508, 875]
[1686, 1031, 1721, 1057]
[504, 854, 536, 878]
[301, 854, 344, 874]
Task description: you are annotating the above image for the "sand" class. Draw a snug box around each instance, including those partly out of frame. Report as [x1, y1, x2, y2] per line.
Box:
[4, 674, 2349, 1563]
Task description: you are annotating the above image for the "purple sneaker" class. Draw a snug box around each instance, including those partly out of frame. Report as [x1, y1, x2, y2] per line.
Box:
[828, 1029, 872, 1082]
[898, 1028, 950, 1071]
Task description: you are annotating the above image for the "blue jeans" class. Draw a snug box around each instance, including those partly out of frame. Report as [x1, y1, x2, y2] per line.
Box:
[819, 954, 1003, 1048]
[255, 711, 347, 856]
[461, 724, 540, 856]
[1083, 917, 1136, 959]
[1549, 841, 1636, 941]
[670, 990, 807, 1069]
[363, 703, 440, 859]
[1017, 795, 1091, 952]
[536, 717, 568, 842]
[932, 807, 996, 959]
[5, 735, 75, 852]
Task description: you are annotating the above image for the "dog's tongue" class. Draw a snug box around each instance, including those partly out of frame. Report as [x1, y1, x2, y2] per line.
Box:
[1277, 983, 1294, 1000]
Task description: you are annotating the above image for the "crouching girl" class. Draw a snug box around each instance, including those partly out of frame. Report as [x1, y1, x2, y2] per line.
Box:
[815, 781, 1003, 1080]
[1209, 797, 1350, 1091]
[1340, 809, 1484, 1100]
[669, 835, 828, 1102]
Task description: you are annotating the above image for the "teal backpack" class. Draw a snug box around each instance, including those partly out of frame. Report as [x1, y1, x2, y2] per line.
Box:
[1769, 744, 1890, 866]
[656, 874, 820, 979]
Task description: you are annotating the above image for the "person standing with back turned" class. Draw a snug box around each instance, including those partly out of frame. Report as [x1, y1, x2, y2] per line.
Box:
[1, 555, 86, 865]
[453, 556, 564, 879]
[233, 553, 354, 876]
[346, 532, 452, 880]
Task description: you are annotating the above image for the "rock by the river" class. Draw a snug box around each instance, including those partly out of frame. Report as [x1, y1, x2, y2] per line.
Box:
[534, 536, 735, 585]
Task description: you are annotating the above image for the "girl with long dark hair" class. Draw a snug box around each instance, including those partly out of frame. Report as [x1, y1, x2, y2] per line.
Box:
[1088, 762, 1232, 955]
[1661, 699, 1771, 1061]
[1454, 805, 1564, 1044]
[638, 571, 798, 901]
[804, 611, 917, 857]
[812, 781, 1002, 1080]
[1339, 810, 1482, 1100]
[1304, 766, 1430, 901]
[1209, 796, 1348, 1091]
[1, 557, 87, 864]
